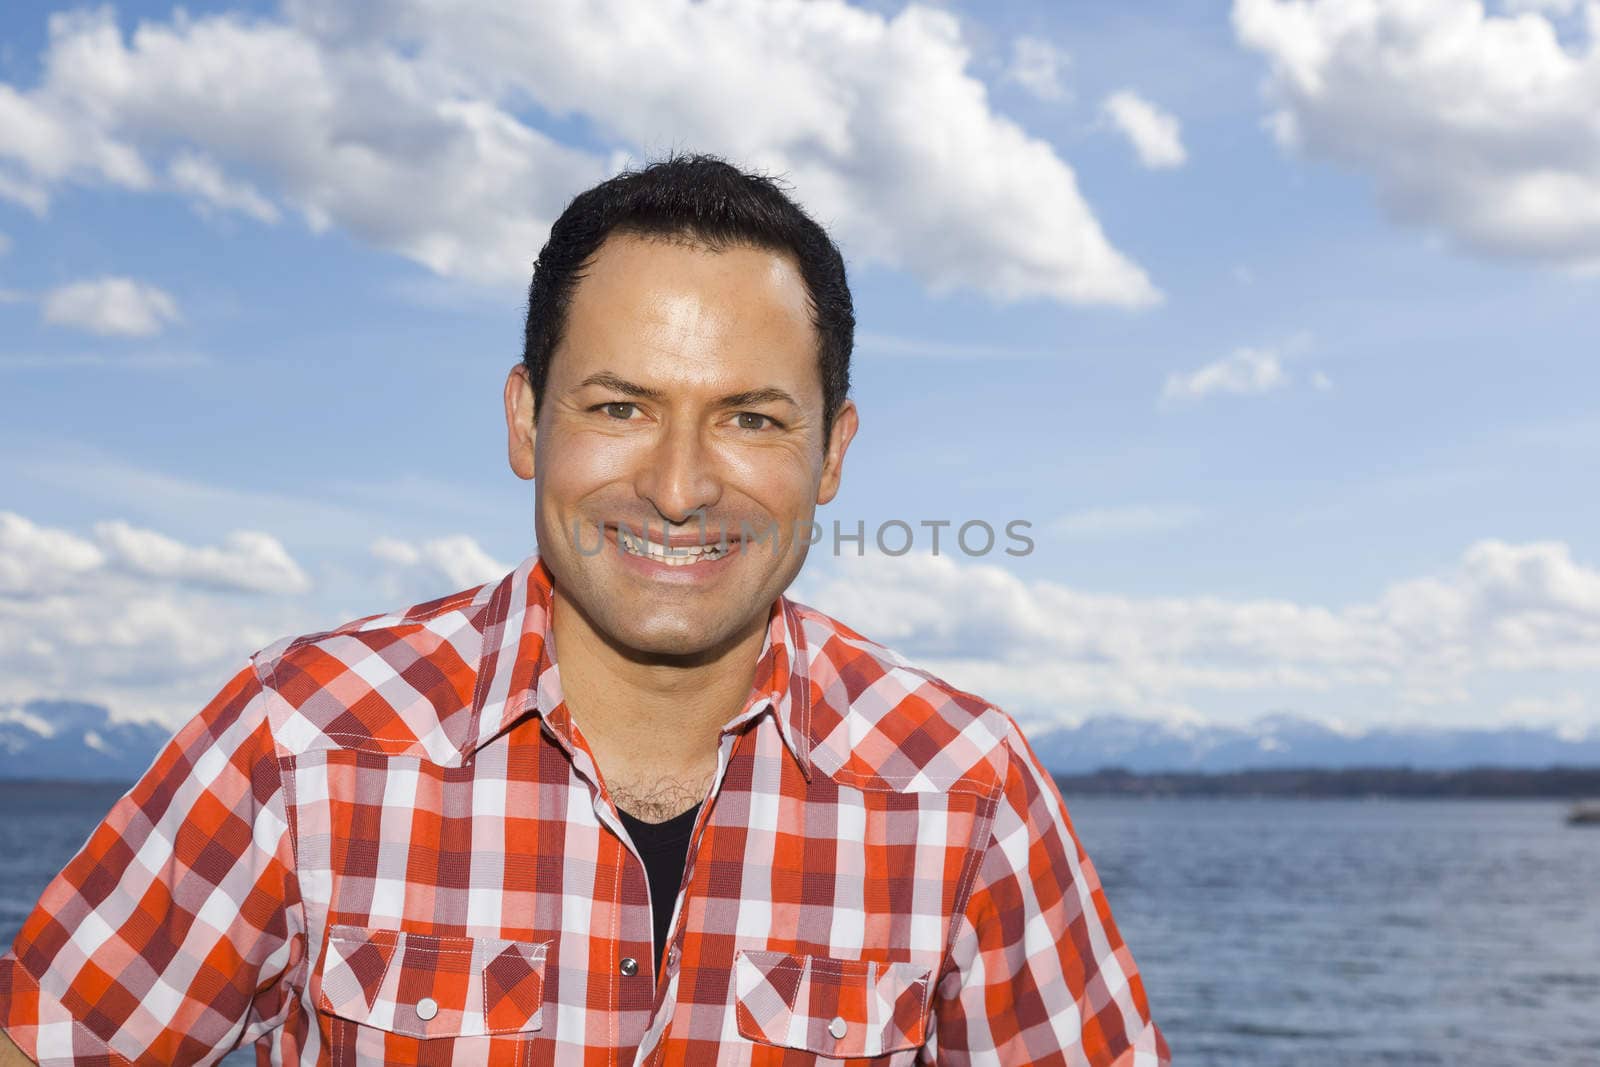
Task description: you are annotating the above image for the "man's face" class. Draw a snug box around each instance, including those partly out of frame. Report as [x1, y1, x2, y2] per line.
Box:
[504, 233, 858, 661]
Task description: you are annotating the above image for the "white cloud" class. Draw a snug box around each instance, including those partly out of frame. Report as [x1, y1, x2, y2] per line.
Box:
[1234, 0, 1600, 271]
[21, 7, 597, 288]
[0, 2, 1157, 306]
[1501, 690, 1592, 741]
[0, 512, 308, 597]
[1101, 90, 1188, 169]
[1500, 0, 1580, 15]
[0, 512, 318, 722]
[371, 537, 422, 568]
[1006, 35, 1071, 102]
[371, 535, 509, 591]
[794, 538, 1600, 731]
[0, 68, 151, 213]
[95, 520, 311, 594]
[41, 276, 181, 337]
[1162, 343, 1290, 403]
[0, 511, 509, 724]
[168, 150, 280, 223]
[1162, 331, 1315, 404]
[0, 512, 105, 595]
[8, 510, 1599, 736]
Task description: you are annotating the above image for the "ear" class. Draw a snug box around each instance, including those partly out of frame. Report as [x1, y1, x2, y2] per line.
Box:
[815, 399, 858, 506]
[504, 363, 537, 481]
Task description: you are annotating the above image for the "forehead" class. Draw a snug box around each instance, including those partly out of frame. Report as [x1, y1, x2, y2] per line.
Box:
[553, 233, 821, 395]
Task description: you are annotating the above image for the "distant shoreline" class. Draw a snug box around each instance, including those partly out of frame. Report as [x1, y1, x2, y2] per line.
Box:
[1053, 764, 1600, 798]
[8, 766, 1600, 799]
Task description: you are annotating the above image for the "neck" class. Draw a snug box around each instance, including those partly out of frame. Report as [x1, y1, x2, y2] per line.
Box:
[549, 589, 771, 801]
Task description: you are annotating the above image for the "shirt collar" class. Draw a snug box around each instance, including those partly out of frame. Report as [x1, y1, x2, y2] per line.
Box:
[466, 552, 813, 778]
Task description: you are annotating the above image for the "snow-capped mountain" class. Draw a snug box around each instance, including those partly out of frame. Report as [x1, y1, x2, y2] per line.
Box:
[3, 699, 1598, 780]
[0, 700, 174, 781]
[1026, 712, 1600, 774]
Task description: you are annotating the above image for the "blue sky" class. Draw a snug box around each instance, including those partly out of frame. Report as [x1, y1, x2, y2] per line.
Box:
[2, 0, 1598, 739]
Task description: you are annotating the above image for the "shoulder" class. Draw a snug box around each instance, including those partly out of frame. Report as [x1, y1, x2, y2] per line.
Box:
[790, 598, 1019, 799]
[247, 579, 499, 762]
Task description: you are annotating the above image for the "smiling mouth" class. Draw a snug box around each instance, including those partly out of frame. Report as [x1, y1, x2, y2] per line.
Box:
[615, 527, 736, 565]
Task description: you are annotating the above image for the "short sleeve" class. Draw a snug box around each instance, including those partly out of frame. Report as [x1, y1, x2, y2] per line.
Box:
[930, 722, 1170, 1066]
[0, 660, 307, 1066]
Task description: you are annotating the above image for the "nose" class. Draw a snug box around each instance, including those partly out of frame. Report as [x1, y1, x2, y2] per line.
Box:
[634, 419, 723, 527]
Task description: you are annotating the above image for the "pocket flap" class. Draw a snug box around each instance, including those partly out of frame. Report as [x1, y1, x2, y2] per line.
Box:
[734, 949, 931, 1057]
[316, 925, 548, 1038]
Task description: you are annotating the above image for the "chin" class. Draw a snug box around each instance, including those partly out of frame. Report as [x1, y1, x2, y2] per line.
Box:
[611, 618, 730, 659]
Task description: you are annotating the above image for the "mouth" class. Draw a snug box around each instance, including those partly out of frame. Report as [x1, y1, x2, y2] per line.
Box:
[614, 526, 738, 565]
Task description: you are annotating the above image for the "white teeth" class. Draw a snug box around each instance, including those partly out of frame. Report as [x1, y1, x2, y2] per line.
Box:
[617, 529, 729, 565]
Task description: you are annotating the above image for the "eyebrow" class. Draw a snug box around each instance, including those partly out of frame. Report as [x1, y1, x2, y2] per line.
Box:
[576, 371, 800, 410]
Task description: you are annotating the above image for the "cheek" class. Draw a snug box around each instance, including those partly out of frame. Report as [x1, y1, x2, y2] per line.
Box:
[537, 429, 632, 500]
[728, 448, 820, 515]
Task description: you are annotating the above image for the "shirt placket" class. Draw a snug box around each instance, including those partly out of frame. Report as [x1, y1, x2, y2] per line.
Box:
[530, 707, 655, 1058]
[631, 704, 770, 1067]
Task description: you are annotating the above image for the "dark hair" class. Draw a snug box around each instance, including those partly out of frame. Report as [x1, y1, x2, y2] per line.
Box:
[522, 153, 853, 440]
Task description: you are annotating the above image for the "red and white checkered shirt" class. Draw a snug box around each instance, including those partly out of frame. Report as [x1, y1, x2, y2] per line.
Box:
[1, 553, 1169, 1065]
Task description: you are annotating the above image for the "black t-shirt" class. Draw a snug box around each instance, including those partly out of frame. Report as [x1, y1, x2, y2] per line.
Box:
[617, 802, 702, 974]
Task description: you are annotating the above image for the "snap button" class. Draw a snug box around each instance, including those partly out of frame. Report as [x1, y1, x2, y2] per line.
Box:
[619, 956, 639, 977]
[828, 1016, 848, 1039]
[415, 996, 439, 1021]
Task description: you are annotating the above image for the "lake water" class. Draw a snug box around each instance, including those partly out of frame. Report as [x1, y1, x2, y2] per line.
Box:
[2, 782, 1597, 1065]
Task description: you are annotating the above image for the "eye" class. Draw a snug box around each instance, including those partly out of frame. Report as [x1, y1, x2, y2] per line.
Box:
[593, 401, 637, 420]
[734, 412, 781, 431]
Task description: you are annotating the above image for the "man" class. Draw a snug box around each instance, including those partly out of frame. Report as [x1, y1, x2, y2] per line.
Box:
[0, 155, 1169, 1065]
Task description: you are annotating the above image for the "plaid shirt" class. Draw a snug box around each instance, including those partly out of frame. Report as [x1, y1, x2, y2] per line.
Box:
[1, 553, 1169, 1065]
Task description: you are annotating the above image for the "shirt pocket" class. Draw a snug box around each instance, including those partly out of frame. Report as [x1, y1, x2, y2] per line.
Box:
[733, 949, 932, 1059]
[315, 924, 549, 1041]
